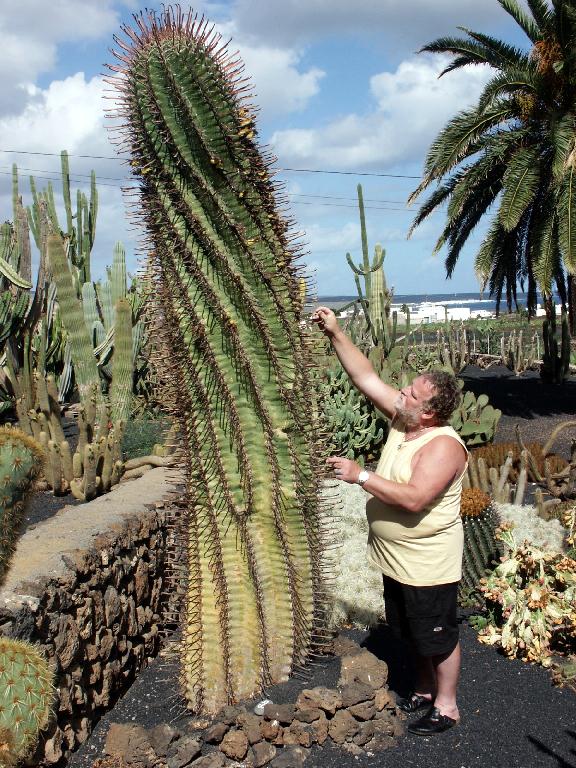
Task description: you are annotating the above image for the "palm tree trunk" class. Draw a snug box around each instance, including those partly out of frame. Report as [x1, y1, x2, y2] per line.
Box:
[568, 275, 576, 335]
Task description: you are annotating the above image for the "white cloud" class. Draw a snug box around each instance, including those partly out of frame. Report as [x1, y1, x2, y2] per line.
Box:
[270, 54, 493, 170]
[238, 46, 324, 115]
[0, 1, 122, 116]
[231, 0, 518, 49]
[0, 71, 137, 280]
[0, 74, 108, 155]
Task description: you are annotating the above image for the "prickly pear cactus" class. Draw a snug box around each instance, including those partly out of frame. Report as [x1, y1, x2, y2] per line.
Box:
[319, 364, 387, 463]
[0, 638, 54, 767]
[0, 427, 44, 586]
[110, 8, 329, 713]
[450, 388, 501, 446]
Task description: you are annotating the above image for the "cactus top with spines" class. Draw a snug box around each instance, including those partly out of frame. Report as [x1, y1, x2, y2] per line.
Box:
[109, 7, 329, 713]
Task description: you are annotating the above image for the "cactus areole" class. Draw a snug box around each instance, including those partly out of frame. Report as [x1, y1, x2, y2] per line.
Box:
[108, 8, 329, 713]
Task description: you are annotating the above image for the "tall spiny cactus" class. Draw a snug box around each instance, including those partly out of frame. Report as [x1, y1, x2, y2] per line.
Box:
[109, 8, 330, 713]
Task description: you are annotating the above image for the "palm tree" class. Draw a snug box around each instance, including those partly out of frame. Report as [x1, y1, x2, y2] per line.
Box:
[408, 0, 576, 322]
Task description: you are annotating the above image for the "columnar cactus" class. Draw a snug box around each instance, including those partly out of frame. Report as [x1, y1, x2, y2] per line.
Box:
[346, 185, 396, 351]
[0, 426, 44, 586]
[541, 307, 571, 385]
[109, 7, 329, 713]
[0, 638, 54, 768]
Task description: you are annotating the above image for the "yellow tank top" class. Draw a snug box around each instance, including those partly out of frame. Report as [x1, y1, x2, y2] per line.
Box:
[366, 423, 467, 586]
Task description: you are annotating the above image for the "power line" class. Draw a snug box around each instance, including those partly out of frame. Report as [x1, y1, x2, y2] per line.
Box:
[290, 200, 411, 212]
[281, 167, 419, 179]
[0, 149, 421, 179]
[290, 193, 407, 204]
[0, 170, 415, 211]
[0, 170, 124, 190]
[0, 166, 415, 208]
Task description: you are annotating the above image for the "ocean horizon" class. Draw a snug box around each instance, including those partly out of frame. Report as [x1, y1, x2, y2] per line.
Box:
[306, 291, 556, 315]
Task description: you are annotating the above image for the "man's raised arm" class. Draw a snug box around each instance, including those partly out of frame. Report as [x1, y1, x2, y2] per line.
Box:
[311, 306, 399, 419]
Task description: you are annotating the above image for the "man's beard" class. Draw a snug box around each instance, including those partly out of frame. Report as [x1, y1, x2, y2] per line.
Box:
[395, 404, 421, 428]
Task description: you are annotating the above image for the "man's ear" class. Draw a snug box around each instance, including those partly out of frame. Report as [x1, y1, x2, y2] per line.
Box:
[421, 408, 436, 426]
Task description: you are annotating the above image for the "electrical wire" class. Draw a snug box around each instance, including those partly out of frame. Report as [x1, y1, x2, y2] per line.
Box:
[0, 148, 421, 179]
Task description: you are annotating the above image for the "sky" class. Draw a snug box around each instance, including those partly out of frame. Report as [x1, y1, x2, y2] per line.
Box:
[0, 0, 532, 296]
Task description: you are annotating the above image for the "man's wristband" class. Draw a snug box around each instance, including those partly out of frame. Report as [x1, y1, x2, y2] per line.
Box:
[356, 470, 370, 486]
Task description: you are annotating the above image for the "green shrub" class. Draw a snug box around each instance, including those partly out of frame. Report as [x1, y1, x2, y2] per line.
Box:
[121, 415, 171, 460]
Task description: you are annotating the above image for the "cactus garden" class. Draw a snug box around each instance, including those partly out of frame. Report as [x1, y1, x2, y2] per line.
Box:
[1, 1, 576, 767]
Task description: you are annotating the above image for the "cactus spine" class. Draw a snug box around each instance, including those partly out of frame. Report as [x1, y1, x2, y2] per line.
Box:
[110, 8, 328, 713]
[0, 637, 54, 767]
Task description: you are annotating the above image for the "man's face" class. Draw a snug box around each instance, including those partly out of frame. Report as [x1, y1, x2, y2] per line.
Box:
[394, 376, 436, 427]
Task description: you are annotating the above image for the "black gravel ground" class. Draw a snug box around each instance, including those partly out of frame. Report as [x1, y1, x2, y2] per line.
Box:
[68, 622, 576, 768]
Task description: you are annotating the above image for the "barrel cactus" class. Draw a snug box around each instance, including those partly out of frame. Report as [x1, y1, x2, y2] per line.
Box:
[459, 487, 501, 605]
[109, 8, 329, 713]
[0, 638, 54, 768]
[0, 426, 44, 586]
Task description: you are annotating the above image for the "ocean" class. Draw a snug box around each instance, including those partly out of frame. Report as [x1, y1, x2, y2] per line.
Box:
[306, 292, 553, 316]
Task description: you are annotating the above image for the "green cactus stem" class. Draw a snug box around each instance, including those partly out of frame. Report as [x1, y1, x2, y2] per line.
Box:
[0, 427, 44, 587]
[110, 298, 134, 426]
[109, 7, 329, 713]
[46, 235, 101, 404]
[541, 307, 571, 385]
[0, 637, 54, 767]
[345, 185, 396, 350]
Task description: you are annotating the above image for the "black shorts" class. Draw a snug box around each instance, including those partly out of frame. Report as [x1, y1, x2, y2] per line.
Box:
[383, 575, 459, 658]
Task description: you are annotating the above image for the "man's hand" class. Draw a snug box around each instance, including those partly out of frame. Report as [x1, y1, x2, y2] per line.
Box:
[311, 306, 340, 337]
[327, 456, 362, 484]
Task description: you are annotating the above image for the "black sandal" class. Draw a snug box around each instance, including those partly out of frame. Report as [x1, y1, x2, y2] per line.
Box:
[408, 706, 459, 734]
[396, 693, 433, 713]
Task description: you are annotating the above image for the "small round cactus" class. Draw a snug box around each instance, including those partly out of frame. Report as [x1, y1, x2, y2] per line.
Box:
[0, 638, 54, 767]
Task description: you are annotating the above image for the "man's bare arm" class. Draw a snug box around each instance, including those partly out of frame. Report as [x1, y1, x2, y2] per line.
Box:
[328, 436, 467, 512]
[311, 306, 399, 418]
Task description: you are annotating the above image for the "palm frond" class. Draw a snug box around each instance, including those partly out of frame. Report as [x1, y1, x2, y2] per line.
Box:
[474, 218, 506, 288]
[447, 154, 507, 222]
[415, 102, 516, 194]
[460, 27, 532, 69]
[499, 147, 540, 231]
[407, 180, 457, 237]
[498, 0, 543, 42]
[419, 35, 496, 65]
[553, 1, 576, 80]
[477, 68, 540, 112]
[442, 183, 501, 275]
[558, 162, 576, 271]
[526, 0, 554, 33]
[551, 113, 576, 181]
[438, 55, 490, 77]
[531, 203, 559, 294]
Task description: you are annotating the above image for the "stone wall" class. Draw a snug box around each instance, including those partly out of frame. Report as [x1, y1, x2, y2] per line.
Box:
[0, 467, 184, 766]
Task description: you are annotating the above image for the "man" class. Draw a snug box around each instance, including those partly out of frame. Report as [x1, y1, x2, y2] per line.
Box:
[312, 305, 467, 735]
